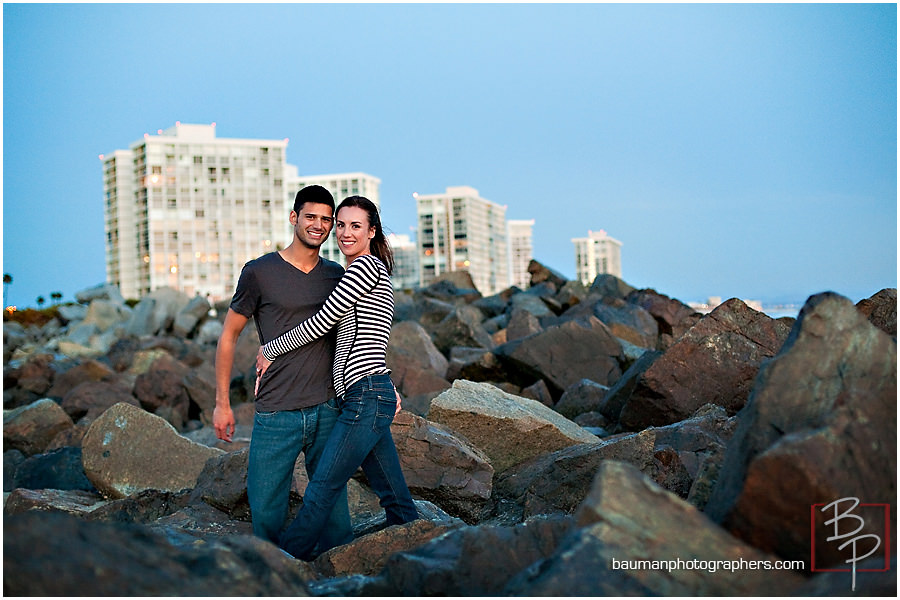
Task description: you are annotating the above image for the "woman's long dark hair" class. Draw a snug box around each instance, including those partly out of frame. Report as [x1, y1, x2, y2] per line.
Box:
[337, 195, 393, 275]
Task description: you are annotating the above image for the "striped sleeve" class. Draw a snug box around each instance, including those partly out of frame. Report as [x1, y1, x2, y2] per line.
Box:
[262, 256, 380, 361]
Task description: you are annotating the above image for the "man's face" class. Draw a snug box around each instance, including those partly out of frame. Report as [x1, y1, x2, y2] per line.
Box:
[291, 202, 335, 249]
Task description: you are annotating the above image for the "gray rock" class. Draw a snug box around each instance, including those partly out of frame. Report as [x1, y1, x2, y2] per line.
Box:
[173, 295, 211, 337]
[431, 305, 494, 355]
[74, 282, 125, 305]
[554, 378, 609, 419]
[81, 402, 223, 498]
[427, 380, 599, 473]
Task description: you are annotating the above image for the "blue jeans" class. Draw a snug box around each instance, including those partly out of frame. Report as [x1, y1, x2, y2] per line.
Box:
[247, 398, 353, 552]
[279, 374, 419, 559]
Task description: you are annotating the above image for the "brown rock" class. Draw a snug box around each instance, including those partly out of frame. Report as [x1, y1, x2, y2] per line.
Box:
[60, 380, 139, 423]
[391, 411, 493, 523]
[81, 402, 223, 498]
[619, 298, 791, 430]
[705, 292, 897, 567]
[45, 359, 116, 399]
[132, 353, 192, 429]
[3, 398, 74, 456]
[856, 287, 896, 337]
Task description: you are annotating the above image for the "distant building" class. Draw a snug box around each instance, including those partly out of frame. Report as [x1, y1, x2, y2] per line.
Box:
[507, 219, 535, 290]
[415, 186, 508, 295]
[101, 123, 290, 301]
[284, 169, 381, 265]
[388, 233, 418, 290]
[572, 229, 623, 285]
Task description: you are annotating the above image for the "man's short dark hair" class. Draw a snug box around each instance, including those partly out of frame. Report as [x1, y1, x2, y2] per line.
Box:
[293, 185, 335, 215]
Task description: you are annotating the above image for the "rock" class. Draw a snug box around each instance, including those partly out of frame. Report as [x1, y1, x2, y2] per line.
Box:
[705, 292, 897, 567]
[527, 259, 568, 289]
[3, 511, 313, 596]
[431, 305, 494, 355]
[56, 303, 88, 323]
[856, 287, 896, 337]
[495, 316, 624, 395]
[182, 361, 217, 425]
[313, 519, 458, 578]
[506, 307, 543, 341]
[589, 273, 635, 300]
[4, 448, 26, 491]
[78, 299, 132, 332]
[390, 411, 493, 523]
[12, 352, 56, 396]
[519, 379, 554, 407]
[85, 488, 193, 524]
[132, 352, 192, 429]
[46, 422, 90, 450]
[504, 460, 804, 596]
[508, 292, 555, 320]
[425, 271, 482, 300]
[626, 287, 701, 346]
[196, 318, 224, 345]
[3, 398, 74, 456]
[554, 280, 588, 310]
[388, 321, 449, 377]
[173, 295, 212, 338]
[81, 402, 223, 499]
[445, 347, 507, 383]
[74, 282, 125, 305]
[598, 349, 662, 424]
[187, 447, 251, 520]
[554, 378, 609, 420]
[145, 286, 192, 334]
[427, 380, 599, 473]
[12, 446, 96, 492]
[4, 488, 108, 516]
[618, 298, 792, 430]
[45, 359, 116, 400]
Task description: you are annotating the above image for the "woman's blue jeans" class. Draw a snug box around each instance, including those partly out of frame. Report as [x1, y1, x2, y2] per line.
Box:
[279, 374, 419, 559]
[248, 398, 353, 553]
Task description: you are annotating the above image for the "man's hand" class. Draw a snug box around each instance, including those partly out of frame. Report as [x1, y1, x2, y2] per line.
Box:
[213, 404, 235, 443]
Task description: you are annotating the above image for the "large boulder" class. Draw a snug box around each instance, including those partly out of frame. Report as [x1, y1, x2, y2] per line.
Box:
[3, 511, 313, 596]
[427, 380, 599, 473]
[132, 352, 192, 429]
[705, 292, 897, 567]
[618, 298, 792, 430]
[387, 321, 449, 378]
[430, 305, 494, 355]
[504, 460, 805, 596]
[12, 446, 96, 492]
[3, 398, 74, 456]
[81, 402, 223, 499]
[495, 316, 624, 395]
[626, 287, 701, 347]
[390, 411, 493, 523]
[60, 380, 139, 424]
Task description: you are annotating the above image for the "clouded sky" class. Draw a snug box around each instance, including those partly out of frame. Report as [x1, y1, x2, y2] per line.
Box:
[3, 2, 896, 309]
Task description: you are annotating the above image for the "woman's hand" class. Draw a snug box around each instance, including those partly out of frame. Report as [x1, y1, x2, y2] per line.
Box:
[255, 348, 273, 396]
[394, 388, 403, 416]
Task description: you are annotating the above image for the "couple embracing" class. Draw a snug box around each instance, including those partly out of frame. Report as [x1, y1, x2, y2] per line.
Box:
[214, 185, 417, 560]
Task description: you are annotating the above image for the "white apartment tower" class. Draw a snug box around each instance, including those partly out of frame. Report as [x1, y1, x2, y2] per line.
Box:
[101, 123, 291, 302]
[507, 219, 535, 290]
[572, 229, 623, 285]
[415, 186, 508, 295]
[284, 168, 381, 265]
[387, 233, 419, 290]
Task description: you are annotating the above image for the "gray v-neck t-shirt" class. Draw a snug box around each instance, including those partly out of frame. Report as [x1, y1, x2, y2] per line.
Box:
[230, 252, 344, 411]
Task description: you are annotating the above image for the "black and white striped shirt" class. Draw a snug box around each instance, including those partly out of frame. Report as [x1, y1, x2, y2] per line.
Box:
[262, 254, 393, 397]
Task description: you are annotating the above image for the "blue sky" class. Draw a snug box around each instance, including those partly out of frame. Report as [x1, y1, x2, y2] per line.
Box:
[3, 2, 896, 309]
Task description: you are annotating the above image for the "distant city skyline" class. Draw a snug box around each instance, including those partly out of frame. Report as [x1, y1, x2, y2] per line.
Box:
[3, 3, 896, 309]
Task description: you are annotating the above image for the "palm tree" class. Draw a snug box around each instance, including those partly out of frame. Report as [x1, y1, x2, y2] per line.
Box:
[3, 273, 11, 307]
[51, 291, 63, 304]
[36, 296, 45, 308]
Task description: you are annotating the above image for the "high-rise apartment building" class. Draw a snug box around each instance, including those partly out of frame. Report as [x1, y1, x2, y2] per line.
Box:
[415, 186, 508, 295]
[101, 123, 291, 302]
[507, 219, 535, 290]
[572, 229, 623, 285]
[284, 168, 381, 265]
[387, 233, 418, 290]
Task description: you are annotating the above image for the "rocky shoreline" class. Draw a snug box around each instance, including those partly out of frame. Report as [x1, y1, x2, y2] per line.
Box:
[3, 261, 896, 596]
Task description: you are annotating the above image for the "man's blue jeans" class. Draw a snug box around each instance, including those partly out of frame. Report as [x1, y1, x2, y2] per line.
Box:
[279, 374, 419, 560]
[247, 398, 353, 552]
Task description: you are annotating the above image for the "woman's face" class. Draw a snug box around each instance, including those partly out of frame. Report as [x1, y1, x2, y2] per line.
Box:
[335, 206, 375, 261]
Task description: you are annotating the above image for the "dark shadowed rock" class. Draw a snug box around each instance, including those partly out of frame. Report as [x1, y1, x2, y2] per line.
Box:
[45, 359, 116, 399]
[589, 273, 636, 300]
[132, 352, 192, 429]
[503, 460, 804, 596]
[3, 511, 312, 596]
[527, 259, 568, 288]
[506, 306, 544, 341]
[519, 379, 554, 407]
[188, 447, 251, 520]
[313, 519, 458, 578]
[431, 305, 493, 355]
[81, 402, 223, 499]
[598, 348, 661, 425]
[12, 352, 56, 396]
[3, 398, 74, 456]
[554, 378, 609, 420]
[182, 361, 217, 424]
[85, 489, 193, 524]
[60, 380, 139, 423]
[343, 514, 575, 596]
[495, 316, 624, 395]
[856, 287, 896, 337]
[428, 380, 599, 473]
[626, 287, 701, 340]
[3, 488, 108, 516]
[390, 411, 493, 523]
[445, 347, 507, 383]
[12, 446, 95, 492]
[705, 292, 897, 567]
[618, 299, 792, 430]
[4, 448, 26, 491]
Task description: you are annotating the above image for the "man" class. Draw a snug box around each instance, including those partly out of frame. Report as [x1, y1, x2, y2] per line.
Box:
[214, 185, 353, 552]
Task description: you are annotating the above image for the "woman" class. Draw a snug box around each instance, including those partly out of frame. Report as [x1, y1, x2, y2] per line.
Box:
[256, 195, 418, 560]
